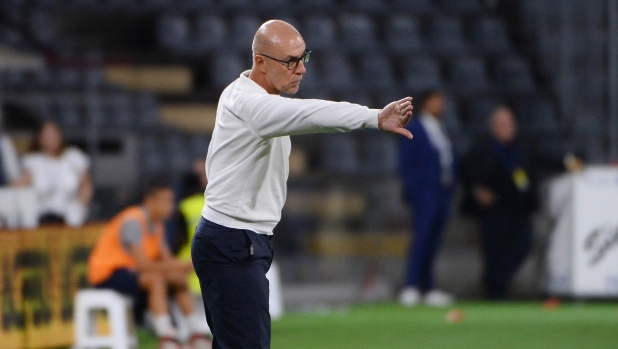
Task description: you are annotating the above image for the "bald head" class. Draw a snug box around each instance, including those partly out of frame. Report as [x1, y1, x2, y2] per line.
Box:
[252, 20, 304, 56]
[490, 106, 517, 144]
[249, 20, 308, 95]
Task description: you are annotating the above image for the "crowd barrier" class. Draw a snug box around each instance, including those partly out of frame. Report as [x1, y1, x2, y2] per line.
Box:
[0, 224, 105, 349]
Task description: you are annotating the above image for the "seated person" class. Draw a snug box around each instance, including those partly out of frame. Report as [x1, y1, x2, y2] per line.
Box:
[87, 181, 211, 349]
[20, 122, 92, 226]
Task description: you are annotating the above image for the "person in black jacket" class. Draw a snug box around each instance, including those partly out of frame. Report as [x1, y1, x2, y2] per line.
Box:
[461, 106, 536, 299]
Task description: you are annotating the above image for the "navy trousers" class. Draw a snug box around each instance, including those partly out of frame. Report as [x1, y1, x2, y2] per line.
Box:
[191, 218, 273, 349]
[404, 192, 451, 291]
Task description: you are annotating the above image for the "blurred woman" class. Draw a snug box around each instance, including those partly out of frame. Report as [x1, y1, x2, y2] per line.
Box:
[19, 122, 92, 226]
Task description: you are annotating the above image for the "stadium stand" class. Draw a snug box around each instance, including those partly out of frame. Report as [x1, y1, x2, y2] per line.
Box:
[0, 0, 602, 224]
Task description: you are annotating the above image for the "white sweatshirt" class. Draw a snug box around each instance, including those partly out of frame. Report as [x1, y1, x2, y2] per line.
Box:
[202, 71, 380, 235]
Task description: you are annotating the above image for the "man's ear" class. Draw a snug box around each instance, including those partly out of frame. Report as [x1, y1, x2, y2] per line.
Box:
[254, 55, 267, 74]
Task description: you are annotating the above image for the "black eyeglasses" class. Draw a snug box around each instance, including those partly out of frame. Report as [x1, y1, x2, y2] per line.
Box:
[258, 50, 311, 70]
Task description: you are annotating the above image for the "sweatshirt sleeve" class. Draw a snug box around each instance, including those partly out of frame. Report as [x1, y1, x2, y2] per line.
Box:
[237, 94, 380, 139]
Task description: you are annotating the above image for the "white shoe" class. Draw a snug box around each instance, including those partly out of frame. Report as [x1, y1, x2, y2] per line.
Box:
[188, 333, 212, 349]
[423, 289, 454, 307]
[399, 287, 422, 307]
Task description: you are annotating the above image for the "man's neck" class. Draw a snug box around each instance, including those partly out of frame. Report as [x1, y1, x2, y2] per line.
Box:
[248, 69, 278, 94]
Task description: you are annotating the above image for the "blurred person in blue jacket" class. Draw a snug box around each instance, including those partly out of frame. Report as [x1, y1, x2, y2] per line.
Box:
[398, 90, 456, 307]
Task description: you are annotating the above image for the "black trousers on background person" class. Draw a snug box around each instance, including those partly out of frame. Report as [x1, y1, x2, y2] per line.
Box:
[192, 218, 273, 349]
[479, 211, 532, 299]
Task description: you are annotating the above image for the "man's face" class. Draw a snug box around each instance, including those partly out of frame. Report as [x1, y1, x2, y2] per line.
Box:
[262, 42, 307, 95]
[491, 108, 518, 144]
[147, 188, 175, 222]
[423, 93, 445, 118]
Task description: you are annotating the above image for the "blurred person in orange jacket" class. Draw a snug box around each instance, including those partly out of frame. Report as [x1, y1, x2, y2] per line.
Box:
[88, 181, 211, 349]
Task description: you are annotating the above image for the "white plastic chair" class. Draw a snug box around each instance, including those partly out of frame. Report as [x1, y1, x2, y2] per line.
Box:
[74, 289, 138, 349]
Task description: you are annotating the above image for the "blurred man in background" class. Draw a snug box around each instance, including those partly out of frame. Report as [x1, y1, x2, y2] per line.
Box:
[398, 90, 456, 307]
[88, 182, 211, 349]
[461, 106, 536, 299]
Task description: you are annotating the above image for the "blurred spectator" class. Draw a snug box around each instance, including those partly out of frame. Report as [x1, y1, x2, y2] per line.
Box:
[19, 122, 92, 226]
[166, 157, 207, 255]
[461, 106, 537, 299]
[87, 181, 211, 348]
[176, 158, 207, 295]
[0, 130, 22, 186]
[398, 90, 456, 307]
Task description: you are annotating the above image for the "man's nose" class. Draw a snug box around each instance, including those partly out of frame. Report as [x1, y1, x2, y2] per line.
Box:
[295, 60, 306, 74]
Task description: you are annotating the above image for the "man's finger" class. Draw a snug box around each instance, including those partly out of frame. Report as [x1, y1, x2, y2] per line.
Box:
[398, 97, 413, 104]
[395, 128, 413, 139]
[400, 105, 413, 115]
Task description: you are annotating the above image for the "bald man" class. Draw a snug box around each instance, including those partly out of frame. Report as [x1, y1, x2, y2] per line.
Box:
[191, 20, 413, 349]
[462, 107, 536, 299]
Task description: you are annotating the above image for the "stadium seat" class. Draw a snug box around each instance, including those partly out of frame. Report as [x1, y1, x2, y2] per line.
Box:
[437, 0, 483, 15]
[211, 52, 246, 90]
[165, 135, 191, 175]
[385, 15, 424, 54]
[337, 90, 374, 108]
[84, 93, 105, 127]
[56, 68, 83, 91]
[339, 14, 378, 52]
[134, 93, 160, 128]
[55, 95, 83, 128]
[220, 0, 252, 11]
[228, 15, 261, 50]
[31, 0, 60, 10]
[302, 15, 337, 50]
[67, 0, 102, 10]
[84, 68, 106, 90]
[471, 17, 512, 56]
[358, 53, 397, 93]
[189, 135, 210, 160]
[342, 0, 387, 13]
[31, 69, 54, 90]
[253, 0, 292, 14]
[494, 56, 536, 95]
[320, 51, 355, 93]
[193, 15, 226, 53]
[322, 134, 360, 175]
[391, 0, 435, 15]
[467, 97, 501, 134]
[4, 70, 28, 90]
[427, 17, 469, 57]
[0, 24, 26, 47]
[176, 0, 213, 11]
[402, 56, 442, 94]
[28, 11, 55, 45]
[448, 56, 490, 96]
[516, 97, 559, 136]
[156, 14, 190, 53]
[296, 0, 337, 13]
[106, 93, 134, 128]
[141, 136, 166, 175]
[364, 134, 398, 175]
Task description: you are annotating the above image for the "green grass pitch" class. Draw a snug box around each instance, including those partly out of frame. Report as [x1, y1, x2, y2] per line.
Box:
[138, 302, 618, 349]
